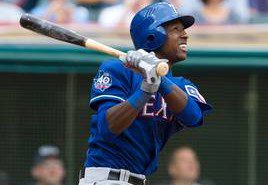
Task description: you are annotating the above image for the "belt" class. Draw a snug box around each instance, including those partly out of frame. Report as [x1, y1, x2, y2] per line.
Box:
[79, 168, 148, 185]
[108, 170, 148, 185]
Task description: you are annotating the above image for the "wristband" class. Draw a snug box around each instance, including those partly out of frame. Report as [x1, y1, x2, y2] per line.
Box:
[128, 89, 152, 110]
[158, 76, 176, 96]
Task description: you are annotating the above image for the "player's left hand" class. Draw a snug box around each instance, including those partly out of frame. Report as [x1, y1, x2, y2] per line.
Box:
[121, 49, 158, 69]
[120, 49, 168, 93]
[120, 49, 168, 76]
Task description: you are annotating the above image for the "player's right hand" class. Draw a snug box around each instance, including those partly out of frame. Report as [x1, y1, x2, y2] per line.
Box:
[120, 49, 168, 94]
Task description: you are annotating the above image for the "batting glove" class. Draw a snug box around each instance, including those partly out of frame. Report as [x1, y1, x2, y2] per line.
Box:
[120, 49, 168, 94]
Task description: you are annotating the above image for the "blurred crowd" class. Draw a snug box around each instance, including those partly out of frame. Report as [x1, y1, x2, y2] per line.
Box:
[1, 145, 65, 185]
[0, 145, 215, 185]
[0, 0, 268, 27]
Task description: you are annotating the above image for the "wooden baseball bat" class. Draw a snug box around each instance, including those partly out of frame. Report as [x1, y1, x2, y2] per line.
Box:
[19, 14, 169, 76]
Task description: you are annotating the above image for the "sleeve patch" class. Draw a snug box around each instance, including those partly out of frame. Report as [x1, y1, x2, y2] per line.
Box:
[185, 85, 206, 103]
[94, 70, 112, 92]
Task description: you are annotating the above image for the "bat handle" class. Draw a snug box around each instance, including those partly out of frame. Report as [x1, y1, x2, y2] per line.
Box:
[85, 39, 169, 76]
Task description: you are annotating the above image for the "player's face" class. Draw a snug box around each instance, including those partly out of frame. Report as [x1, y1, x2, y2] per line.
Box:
[156, 20, 188, 64]
[32, 158, 65, 184]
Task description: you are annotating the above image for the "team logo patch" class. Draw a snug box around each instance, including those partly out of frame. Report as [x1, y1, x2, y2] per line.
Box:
[185, 85, 206, 103]
[94, 71, 112, 92]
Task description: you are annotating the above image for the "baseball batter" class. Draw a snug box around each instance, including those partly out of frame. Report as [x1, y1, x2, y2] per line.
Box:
[79, 2, 212, 185]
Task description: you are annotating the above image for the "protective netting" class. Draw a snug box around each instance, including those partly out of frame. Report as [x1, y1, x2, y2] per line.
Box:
[0, 72, 265, 185]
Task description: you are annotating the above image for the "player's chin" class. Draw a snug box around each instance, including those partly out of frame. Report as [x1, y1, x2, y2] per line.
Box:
[177, 51, 187, 61]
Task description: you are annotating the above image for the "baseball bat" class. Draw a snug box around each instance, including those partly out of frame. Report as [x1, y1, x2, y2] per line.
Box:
[19, 14, 169, 76]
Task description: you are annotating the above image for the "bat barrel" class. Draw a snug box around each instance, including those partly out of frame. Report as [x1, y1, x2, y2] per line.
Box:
[20, 14, 39, 29]
[20, 14, 87, 47]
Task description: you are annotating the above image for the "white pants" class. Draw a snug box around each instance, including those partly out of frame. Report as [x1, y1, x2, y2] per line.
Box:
[78, 167, 146, 185]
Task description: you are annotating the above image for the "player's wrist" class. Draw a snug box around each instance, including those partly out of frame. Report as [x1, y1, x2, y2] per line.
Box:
[158, 76, 175, 96]
[128, 89, 152, 110]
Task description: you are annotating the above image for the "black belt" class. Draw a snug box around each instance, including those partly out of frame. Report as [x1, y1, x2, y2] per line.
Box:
[79, 169, 148, 185]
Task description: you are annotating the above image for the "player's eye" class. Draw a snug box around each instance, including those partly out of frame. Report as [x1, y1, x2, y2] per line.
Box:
[174, 26, 183, 32]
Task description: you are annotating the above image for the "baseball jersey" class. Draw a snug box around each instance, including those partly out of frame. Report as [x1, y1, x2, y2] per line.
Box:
[85, 59, 212, 175]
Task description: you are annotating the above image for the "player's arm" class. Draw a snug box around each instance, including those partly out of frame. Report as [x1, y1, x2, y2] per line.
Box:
[106, 89, 151, 134]
[93, 50, 162, 137]
[95, 89, 152, 140]
[159, 77, 203, 127]
[106, 50, 162, 134]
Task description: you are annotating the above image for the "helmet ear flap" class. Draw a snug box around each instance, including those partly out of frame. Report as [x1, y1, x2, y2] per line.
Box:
[144, 26, 167, 51]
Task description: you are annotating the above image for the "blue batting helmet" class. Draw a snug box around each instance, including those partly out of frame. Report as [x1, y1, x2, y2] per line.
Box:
[130, 2, 195, 51]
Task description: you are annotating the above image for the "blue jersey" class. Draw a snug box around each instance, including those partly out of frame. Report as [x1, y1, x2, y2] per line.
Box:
[85, 59, 212, 175]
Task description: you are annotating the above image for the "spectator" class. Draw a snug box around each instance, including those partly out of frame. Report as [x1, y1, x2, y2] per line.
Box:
[31, 0, 89, 24]
[20, 0, 39, 12]
[76, 0, 119, 21]
[250, 0, 268, 14]
[0, 0, 24, 24]
[168, 146, 214, 185]
[164, 0, 203, 15]
[1, 0, 38, 12]
[27, 145, 65, 185]
[249, 0, 268, 23]
[76, 0, 117, 6]
[98, 0, 152, 28]
[225, 0, 250, 23]
[76, 0, 118, 7]
[0, 171, 10, 185]
[165, 0, 250, 24]
[191, 0, 241, 25]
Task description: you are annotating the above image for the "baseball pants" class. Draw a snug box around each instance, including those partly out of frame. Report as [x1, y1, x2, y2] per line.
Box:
[78, 167, 147, 185]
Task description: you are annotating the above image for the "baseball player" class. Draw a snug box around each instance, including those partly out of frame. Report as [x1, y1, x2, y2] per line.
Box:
[79, 2, 212, 185]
